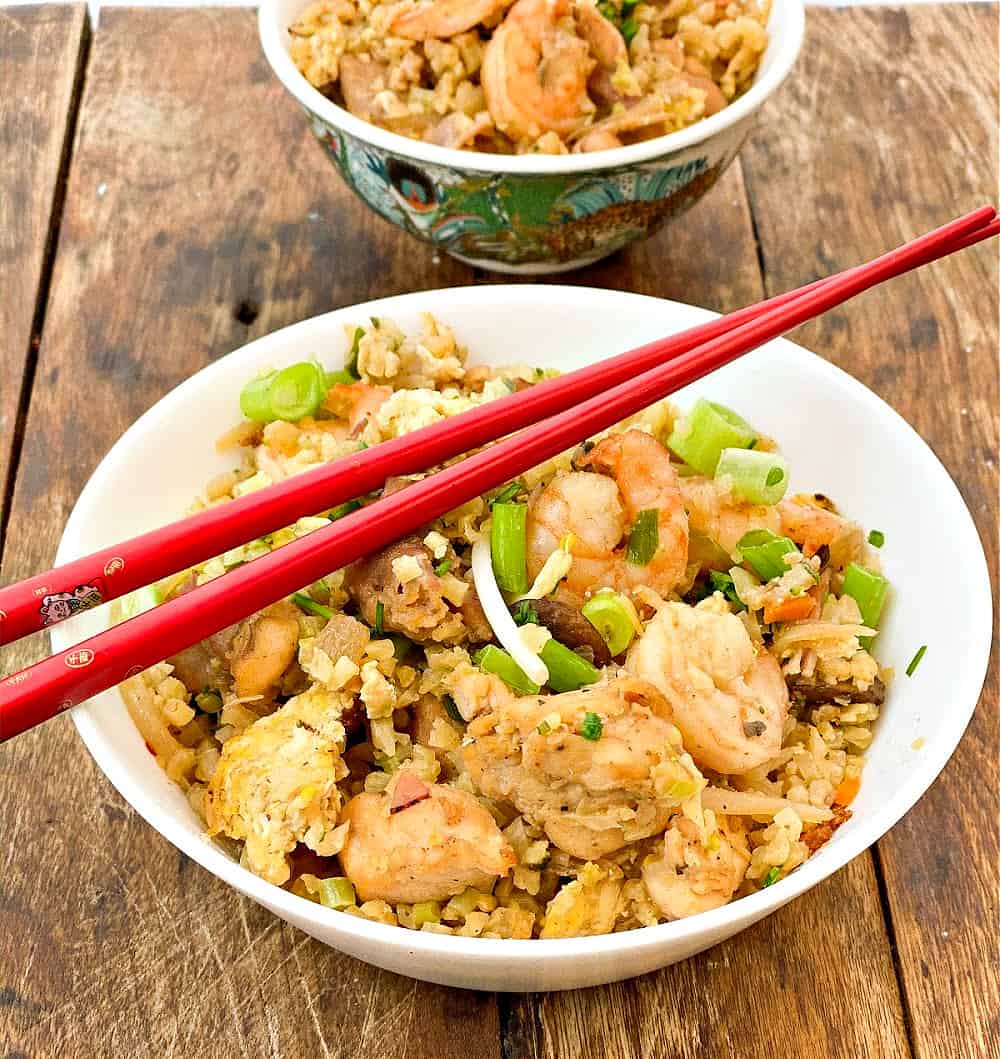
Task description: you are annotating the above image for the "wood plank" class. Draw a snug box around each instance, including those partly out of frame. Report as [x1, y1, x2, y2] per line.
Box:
[739, 7, 999, 1059]
[0, 9, 488, 1058]
[0, 4, 88, 548]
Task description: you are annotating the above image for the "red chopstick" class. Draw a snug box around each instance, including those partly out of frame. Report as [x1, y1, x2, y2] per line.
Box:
[0, 207, 994, 648]
[1, 207, 996, 742]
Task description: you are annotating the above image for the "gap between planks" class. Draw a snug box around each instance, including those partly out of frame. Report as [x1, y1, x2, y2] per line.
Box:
[0, 11, 91, 564]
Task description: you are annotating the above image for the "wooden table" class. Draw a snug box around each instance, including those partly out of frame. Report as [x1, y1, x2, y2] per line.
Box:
[1, 5, 996, 1056]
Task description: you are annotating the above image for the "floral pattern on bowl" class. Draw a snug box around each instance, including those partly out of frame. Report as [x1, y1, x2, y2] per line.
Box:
[308, 111, 751, 274]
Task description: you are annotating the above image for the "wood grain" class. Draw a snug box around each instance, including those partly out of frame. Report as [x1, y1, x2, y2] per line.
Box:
[0, 4, 88, 547]
[0, 5, 996, 1059]
[739, 8, 999, 1059]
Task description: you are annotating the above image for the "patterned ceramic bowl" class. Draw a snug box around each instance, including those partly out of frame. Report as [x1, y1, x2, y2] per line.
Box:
[259, 0, 804, 273]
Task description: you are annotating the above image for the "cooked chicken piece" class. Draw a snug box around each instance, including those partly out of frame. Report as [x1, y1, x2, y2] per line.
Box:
[205, 691, 350, 885]
[343, 535, 480, 644]
[338, 779, 515, 903]
[642, 813, 750, 921]
[228, 600, 301, 699]
[168, 598, 299, 699]
[463, 677, 701, 859]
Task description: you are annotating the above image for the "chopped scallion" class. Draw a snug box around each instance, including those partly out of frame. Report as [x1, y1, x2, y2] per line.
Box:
[511, 600, 540, 627]
[491, 502, 529, 594]
[491, 480, 525, 507]
[581, 591, 637, 655]
[374, 600, 385, 636]
[737, 529, 799, 582]
[316, 877, 356, 909]
[434, 559, 453, 577]
[868, 529, 885, 548]
[195, 690, 223, 713]
[667, 398, 757, 476]
[905, 644, 927, 677]
[715, 448, 789, 505]
[268, 361, 327, 422]
[239, 370, 278, 423]
[626, 509, 659, 566]
[761, 866, 781, 888]
[539, 639, 600, 693]
[579, 712, 603, 741]
[474, 645, 541, 695]
[841, 563, 889, 642]
[443, 694, 465, 724]
[328, 499, 361, 521]
[324, 369, 356, 388]
[708, 570, 746, 612]
[345, 326, 364, 377]
[292, 592, 333, 620]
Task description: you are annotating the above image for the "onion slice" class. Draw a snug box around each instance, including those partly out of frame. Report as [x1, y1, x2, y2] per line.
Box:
[471, 535, 549, 686]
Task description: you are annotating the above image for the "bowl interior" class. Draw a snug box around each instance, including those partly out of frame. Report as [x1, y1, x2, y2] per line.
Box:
[259, 0, 805, 174]
[56, 286, 991, 971]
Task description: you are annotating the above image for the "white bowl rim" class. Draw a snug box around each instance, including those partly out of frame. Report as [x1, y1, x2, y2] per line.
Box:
[61, 284, 992, 966]
[257, 0, 805, 175]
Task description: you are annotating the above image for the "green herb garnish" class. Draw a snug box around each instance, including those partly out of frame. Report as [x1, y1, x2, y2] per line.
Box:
[434, 559, 453, 577]
[511, 600, 540, 626]
[579, 712, 603, 741]
[292, 592, 334, 620]
[905, 645, 927, 677]
[761, 866, 781, 888]
[374, 600, 385, 636]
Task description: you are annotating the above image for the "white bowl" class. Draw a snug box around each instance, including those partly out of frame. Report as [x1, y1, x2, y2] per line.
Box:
[56, 286, 992, 991]
[258, 0, 804, 272]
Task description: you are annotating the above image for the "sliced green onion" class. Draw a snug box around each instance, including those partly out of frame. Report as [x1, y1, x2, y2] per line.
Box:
[195, 690, 223, 713]
[667, 398, 757, 476]
[411, 900, 441, 927]
[761, 866, 781, 888]
[388, 634, 412, 660]
[491, 480, 525, 507]
[474, 645, 541, 695]
[239, 370, 278, 422]
[268, 361, 327, 422]
[374, 600, 385, 636]
[905, 644, 927, 677]
[328, 499, 361, 521]
[737, 529, 799, 582]
[868, 529, 885, 548]
[715, 448, 789, 505]
[115, 583, 163, 623]
[620, 16, 638, 43]
[626, 509, 659, 566]
[443, 694, 465, 724]
[581, 591, 636, 655]
[292, 592, 333, 620]
[316, 877, 356, 909]
[325, 369, 356, 388]
[708, 570, 746, 612]
[511, 600, 539, 626]
[491, 503, 529, 595]
[539, 639, 600, 693]
[841, 563, 890, 630]
[345, 326, 364, 377]
[579, 712, 603, 741]
[434, 559, 453, 577]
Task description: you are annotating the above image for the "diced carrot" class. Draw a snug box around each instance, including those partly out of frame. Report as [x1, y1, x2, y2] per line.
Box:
[763, 594, 815, 624]
[389, 771, 431, 814]
[833, 775, 861, 806]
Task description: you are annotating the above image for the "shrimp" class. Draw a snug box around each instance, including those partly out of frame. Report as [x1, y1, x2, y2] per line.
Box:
[391, 0, 514, 41]
[680, 474, 781, 555]
[338, 779, 515, 903]
[778, 496, 862, 563]
[642, 814, 750, 920]
[526, 429, 689, 604]
[627, 597, 790, 774]
[481, 0, 596, 144]
[463, 677, 701, 860]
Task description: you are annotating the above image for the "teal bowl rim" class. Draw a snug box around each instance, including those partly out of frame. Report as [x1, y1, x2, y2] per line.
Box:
[259, 0, 805, 176]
